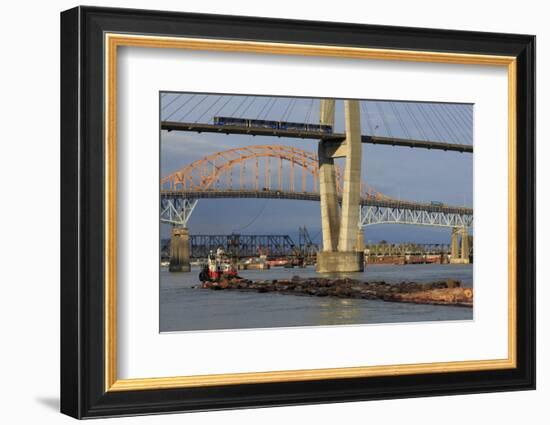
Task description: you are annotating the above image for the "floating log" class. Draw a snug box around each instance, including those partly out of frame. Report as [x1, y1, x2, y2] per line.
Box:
[201, 276, 472, 307]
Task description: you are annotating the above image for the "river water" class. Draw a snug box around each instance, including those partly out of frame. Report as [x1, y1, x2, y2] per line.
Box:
[159, 264, 473, 332]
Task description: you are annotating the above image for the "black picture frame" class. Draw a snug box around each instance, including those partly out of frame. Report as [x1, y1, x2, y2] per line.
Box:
[61, 5, 535, 419]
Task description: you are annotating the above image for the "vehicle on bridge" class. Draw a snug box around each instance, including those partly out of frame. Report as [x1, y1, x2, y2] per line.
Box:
[213, 116, 333, 134]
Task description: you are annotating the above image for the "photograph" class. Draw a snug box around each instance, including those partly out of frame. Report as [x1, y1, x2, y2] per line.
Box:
[159, 93, 474, 332]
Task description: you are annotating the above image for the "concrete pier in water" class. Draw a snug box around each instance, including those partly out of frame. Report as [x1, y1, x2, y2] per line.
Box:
[450, 226, 471, 264]
[169, 227, 191, 272]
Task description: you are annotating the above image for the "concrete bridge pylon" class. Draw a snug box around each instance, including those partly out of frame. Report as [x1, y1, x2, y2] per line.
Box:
[317, 99, 340, 252]
[317, 99, 364, 273]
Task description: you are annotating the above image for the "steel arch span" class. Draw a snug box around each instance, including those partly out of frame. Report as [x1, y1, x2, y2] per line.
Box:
[160, 144, 388, 199]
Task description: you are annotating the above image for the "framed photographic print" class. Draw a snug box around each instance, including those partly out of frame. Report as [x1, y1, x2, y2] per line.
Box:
[60, 6, 535, 419]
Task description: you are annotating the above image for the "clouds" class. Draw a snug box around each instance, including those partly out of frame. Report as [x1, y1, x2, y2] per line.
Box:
[161, 131, 233, 175]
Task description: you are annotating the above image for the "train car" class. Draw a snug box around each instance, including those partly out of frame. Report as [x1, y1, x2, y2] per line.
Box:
[249, 119, 278, 129]
[306, 124, 322, 132]
[307, 123, 333, 134]
[430, 201, 444, 207]
[213, 116, 247, 127]
[279, 121, 308, 131]
[213, 116, 333, 134]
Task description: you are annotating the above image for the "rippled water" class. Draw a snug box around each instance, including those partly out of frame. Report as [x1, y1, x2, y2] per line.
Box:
[160, 263, 473, 332]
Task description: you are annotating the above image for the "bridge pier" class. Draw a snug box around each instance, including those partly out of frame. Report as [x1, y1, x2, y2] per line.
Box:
[317, 99, 364, 273]
[450, 227, 460, 261]
[460, 227, 471, 264]
[450, 226, 470, 264]
[356, 228, 365, 252]
[316, 251, 365, 273]
[169, 226, 191, 272]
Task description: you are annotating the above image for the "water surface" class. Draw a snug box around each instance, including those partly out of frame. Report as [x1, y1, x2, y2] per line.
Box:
[160, 264, 473, 332]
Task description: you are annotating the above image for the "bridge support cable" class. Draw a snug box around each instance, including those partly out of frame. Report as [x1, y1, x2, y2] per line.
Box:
[304, 98, 316, 125]
[428, 103, 460, 144]
[456, 104, 473, 127]
[261, 97, 278, 120]
[360, 102, 376, 136]
[230, 95, 249, 118]
[440, 104, 468, 143]
[280, 98, 295, 122]
[255, 97, 273, 120]
[415, 103, 445, 142]
[164, 94, 197, 121]
[364, 102, 379, 136]
[375, 102, 393, 138]
[194, 95, 224, 123]
[403, 102, 429, 141]
[161, 93, 181, 112]
[211, 95, 235, 120]
[232, 199, 269, 232]
[178, 95, 209, 122]
[390, 102, 412, 140]
[240, 96, 257, 117]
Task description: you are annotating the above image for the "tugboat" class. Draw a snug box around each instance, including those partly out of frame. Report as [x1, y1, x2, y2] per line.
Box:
[199, 248, 239, 282]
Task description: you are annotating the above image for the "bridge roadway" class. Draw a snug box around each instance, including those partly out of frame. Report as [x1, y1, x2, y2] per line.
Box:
[161, 121, 473, 153]
[160, 189, 473, 215]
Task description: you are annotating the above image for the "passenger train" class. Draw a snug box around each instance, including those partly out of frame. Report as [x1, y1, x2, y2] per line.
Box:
[213, 116, 333, 134]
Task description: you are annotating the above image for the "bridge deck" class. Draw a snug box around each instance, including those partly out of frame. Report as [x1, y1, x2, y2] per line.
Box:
[160, 189, 473, 215]
[161, 121, 473, 153]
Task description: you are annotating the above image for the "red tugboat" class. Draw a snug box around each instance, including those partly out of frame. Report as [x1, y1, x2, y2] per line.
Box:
[199, 248, 239, 283]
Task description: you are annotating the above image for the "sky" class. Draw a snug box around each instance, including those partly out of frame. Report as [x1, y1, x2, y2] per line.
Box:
[160, 93, 473, 244]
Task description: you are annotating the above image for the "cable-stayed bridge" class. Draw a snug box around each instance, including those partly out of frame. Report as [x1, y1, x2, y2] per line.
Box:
[160, 93, 473, 151]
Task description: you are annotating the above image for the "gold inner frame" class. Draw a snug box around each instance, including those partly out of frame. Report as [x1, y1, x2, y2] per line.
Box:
[104, 33, 517, 392]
